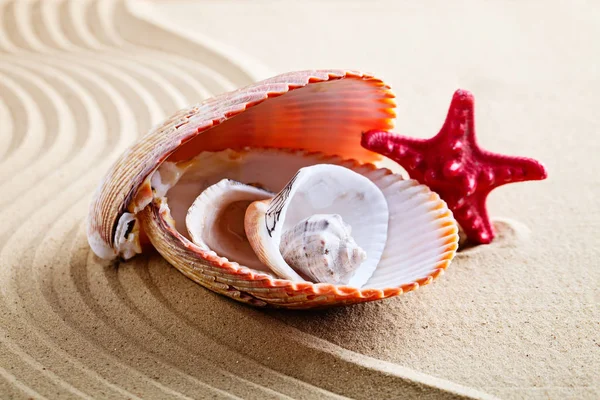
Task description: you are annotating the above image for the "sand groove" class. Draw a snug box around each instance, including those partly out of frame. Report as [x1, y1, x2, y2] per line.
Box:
[0, 1, 490, 398]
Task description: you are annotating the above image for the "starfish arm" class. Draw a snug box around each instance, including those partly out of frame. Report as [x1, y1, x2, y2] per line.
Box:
[453, 192, 495, 244]
[436, 89, 477, 145]
[361, 129, 428, 164]
[479, 150, 548, 187]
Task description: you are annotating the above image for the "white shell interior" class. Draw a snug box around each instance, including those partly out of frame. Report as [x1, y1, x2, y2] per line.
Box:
[185, 179, 273, 272]
[161, 149, 456, 289]
[356, 169, 456, 289]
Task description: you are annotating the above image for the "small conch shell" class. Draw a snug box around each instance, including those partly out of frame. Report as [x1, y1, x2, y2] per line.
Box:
[245, 164, 389, 287]
[279, 214, 367, 285]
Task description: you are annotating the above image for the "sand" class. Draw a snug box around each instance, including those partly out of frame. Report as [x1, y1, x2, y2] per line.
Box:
[0, 0, 598, 399]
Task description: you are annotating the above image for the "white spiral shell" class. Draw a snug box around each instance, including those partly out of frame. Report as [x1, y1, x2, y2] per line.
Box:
[279, 214, 367, 285]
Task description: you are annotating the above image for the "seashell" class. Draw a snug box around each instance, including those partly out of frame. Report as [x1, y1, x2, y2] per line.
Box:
[185, 178, 273, 271]
[279, 214, 367, 285]
[244, 164, 389, 287]
[87, 70, 459, 309]
[87, 69, 395, 261]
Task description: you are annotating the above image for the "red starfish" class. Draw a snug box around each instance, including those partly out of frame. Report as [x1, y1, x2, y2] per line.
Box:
[361, 89, 547, 244]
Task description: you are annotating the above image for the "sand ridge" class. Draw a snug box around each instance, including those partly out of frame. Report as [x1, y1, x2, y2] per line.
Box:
[0, 0, 491, 398]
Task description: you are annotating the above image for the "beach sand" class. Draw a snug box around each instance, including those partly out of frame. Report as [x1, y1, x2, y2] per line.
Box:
[0, 0, 598, 398]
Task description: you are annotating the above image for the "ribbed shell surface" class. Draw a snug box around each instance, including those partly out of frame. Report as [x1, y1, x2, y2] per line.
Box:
[87, 70, 396, 259]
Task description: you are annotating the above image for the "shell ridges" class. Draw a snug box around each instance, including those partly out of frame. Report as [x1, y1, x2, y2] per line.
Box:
[88, 70, 396, 260]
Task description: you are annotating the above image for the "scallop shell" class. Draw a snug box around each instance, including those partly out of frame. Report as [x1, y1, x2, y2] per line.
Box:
[244, 164, 389, 287]
[87, 70, 395, 261]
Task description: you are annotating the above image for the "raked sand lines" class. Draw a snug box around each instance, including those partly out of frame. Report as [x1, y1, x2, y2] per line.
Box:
[0, 1, 490, 398]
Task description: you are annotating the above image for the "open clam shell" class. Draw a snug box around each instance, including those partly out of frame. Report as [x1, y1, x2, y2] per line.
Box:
[87, 69, 458, 308]
[138, 149, 458, 309]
